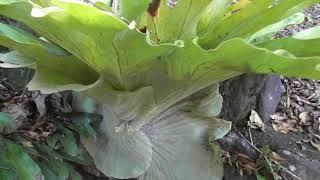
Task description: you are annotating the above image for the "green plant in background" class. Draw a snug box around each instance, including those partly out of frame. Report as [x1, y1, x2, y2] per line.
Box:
[0, 112, 93, 180]
[0, 0, 320, 179]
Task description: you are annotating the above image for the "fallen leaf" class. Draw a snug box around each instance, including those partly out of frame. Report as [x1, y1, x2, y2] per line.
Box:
[302, 139, 310, 143]
[21, 141, 34, 148]
[41, 132, 51, 138]
[272, 121, 297, 134]
[269, 152, 285, 162]
[298, 112, 312, 125]
[241, 162, 258, 172]
[237, 153, 252, 161]
[28, 131, 40, 140]
[248, 110, 265, 131]
[270, 113, 286, 121]
[237, 152, 258, 173]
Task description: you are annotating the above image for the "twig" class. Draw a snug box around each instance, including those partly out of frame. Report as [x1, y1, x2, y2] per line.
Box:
[234, 128, 303, 180]
[264, 156, 280, 180]
[248, 127, 253, 145]
[273, 160, 302, 180]
[235, 128, 261, 153]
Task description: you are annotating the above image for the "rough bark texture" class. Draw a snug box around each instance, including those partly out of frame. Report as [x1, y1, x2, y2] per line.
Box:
[220, 74, 282, 124]
[219, 74, 267, 124]
[256, 75, 282, 122]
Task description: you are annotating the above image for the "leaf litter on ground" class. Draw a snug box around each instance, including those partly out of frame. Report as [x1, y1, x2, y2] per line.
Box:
[271, 77, 320, 152]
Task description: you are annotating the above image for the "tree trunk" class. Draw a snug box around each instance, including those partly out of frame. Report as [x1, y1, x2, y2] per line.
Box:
[219, 74, 282, 124]
[219, 74, 267, 124]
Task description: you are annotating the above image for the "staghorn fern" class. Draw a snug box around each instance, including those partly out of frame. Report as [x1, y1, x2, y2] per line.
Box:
[0, 0, 320, 179]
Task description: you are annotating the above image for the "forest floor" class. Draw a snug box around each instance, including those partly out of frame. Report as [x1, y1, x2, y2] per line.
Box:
[222, 77, 320, 180]
[221, 4, 320, 180]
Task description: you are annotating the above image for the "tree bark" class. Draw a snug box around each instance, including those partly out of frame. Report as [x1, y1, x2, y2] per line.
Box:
[219, 74, 267, 124]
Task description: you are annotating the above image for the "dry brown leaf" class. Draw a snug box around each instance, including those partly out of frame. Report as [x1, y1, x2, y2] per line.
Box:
[302, 139, 310, 143]
[272, 123, 287, 133]
[248, 110, 265, 131]
[41, 132, 51, 138]
[28, 131, 40, 139]
[298, 112, 312, 124]
[270, 112, 286, 122]
[236, 152, 258, 174]
[272, 121, 297, 134]
[269, 152, 286, 162]
[237, 153, 252, 160]
[241, 163, 258, 172]
[237, 153, 257, 164]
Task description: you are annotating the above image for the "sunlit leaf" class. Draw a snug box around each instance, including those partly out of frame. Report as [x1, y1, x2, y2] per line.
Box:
[0, 21, 99, 94]
[247, 12, 305, 44]
[120, 0, 151, 21]
[146, 0, 211, 42]
[199, 0, 318, 49]
[293, 26, 320, 40]
[197, 0, 232, 37]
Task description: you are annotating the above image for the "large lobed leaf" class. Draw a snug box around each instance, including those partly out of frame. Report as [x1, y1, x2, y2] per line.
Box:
[72, 83, 230, 180]
[198, 0, 319, 49]
[0, 21, 99, 94]
[1, 0, 320, 92]
[72, 91, 153, 178]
